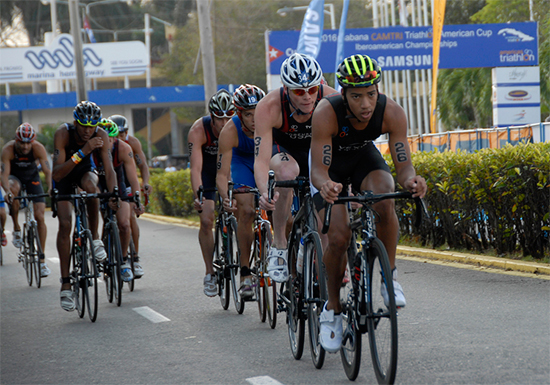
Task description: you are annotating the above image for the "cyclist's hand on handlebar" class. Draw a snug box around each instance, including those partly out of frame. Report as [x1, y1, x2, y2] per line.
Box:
[132, 201, 145, 216]
[259, 191, 279, 212]
[6, 193, 13, 205]
[320, 180, 343, 204]
[143, 183, 152, 195]
[108, 196, 119, 211]
[222, 197, 237, 213]
[194, 197, 203, 212]
[404, 175, 427, 199]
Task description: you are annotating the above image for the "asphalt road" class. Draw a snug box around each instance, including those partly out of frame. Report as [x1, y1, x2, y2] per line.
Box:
[1, 214, 549, 385]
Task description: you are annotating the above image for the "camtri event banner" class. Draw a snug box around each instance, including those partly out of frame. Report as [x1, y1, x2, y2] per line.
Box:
[266, 22, 538, 74]
[0, 33, 148, 84]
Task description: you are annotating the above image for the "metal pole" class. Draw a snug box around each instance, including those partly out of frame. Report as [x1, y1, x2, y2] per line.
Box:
[196, 0, 218, 113]
[147, 107, 152, 161]
[69, 0, 87, 102]
[326, 3, 336, 29]
[145, 13, 151, 88]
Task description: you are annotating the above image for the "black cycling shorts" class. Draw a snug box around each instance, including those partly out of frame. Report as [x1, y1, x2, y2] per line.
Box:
[9, 175, 45, 203]
[53, 160, 94, 195]
[272, 144, 309, 178]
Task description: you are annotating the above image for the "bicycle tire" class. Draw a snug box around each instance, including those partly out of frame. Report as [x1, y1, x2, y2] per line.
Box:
[366, 237, 398, 385]
[22, 225, 32, 286]
[72, 232, 85, 319]
[305, 231, 327, 369]
[262, 225, 277, 329]
[215, 220, 230, 310]
[128, 238, 136, 292]
[103, 229, 114, 303]
[255, 230, 266, 323]
[110, 225, 123, 306]
[82, 231, 99, 322]
[340, 247, 362, 381]
[228, 217, 244, 314]
[286, 234, 305, 360]
[29, 224, 41, 289]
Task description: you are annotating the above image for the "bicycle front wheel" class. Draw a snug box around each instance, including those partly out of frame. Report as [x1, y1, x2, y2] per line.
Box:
[286, 233, 305, 360]
[305, 231, 327, 369]
[128, 238, 137, 292]
[72, 233, 85, 318]
[261, 225, 277, 329]
[228, 217, 244, 314]
[82, 232, 99, 322]
[110, 225, 123, 306]
[367, 237, 398, 384]
[22, 226, 33, 286]
[214, 219, 230, 310]
[340, 265, 362, 381]
[29, 225, 42, 289]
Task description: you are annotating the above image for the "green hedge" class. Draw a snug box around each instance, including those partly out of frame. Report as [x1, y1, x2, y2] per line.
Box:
[149, 143, 550, 259]
[388, 142, 550, 259]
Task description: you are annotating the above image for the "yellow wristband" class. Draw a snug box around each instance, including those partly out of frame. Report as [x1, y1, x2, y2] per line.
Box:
[71, 153, 82, 164]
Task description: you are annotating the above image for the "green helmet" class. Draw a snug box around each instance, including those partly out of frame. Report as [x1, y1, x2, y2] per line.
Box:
[336, 54, 382, 88]
[99, 118, 119, 137]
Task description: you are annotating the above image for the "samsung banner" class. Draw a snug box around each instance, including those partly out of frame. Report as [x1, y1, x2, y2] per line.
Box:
[0, 33, 148, 84]
[492, 66, 540, 127]
[266, 22, 538, 75]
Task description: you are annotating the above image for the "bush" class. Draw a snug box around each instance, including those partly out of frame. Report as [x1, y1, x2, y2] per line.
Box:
[148, 169, 195, 217]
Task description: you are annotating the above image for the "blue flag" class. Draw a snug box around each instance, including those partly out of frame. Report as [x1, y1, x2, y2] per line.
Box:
[334, 0, 350, 89]
[296, 0, 325, 59]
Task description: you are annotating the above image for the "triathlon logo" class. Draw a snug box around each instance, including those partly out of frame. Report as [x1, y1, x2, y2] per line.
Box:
[497, 28, 535, 42]
[24, 36, 102, 69]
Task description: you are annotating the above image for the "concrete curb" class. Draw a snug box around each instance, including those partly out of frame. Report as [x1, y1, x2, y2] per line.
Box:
[140, 213, 549, 277]
[397, 245, 550, 276]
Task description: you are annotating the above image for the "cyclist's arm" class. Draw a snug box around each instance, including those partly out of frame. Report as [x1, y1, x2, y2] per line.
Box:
[253, 91, 281, 197]
[52, 126, 74, 182]
[97, 129, 118, 193]
[384, 99, 426, 198]
[0, 143, 13, 199]
[119, 140, 141, 196]
[310, 98, 342, 203]
[128, 135, 150, 190]
[34, 142, 53, 192]
[215, 120, 238, 203]
[188, 118, 206, 200]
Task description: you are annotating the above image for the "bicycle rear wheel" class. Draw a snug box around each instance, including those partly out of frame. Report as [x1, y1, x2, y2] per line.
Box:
[214, 219, 230, 310]
[29, 225, 41, 289]
[22, 226, 33, 286]
[306, 231, 327, 369]
[261, 226, 277, 329]
[286, 235, 305, 360]
[110, 225, 123, 306]
[128, 238, 137, 292]
[228, 217, 244, 314]
[103, 227, 114, 303]
[366, 237, 398, 384]
[254, 231, 266, 323]
[82, 232, 99, 322]
[72, 233, 85, 318]
[340, 255, 362, 381]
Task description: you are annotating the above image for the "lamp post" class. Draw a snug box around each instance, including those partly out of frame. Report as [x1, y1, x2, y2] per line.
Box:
[277, 3, 336, 29]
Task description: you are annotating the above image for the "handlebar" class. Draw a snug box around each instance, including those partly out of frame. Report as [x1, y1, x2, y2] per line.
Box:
[50, 188, 119, 219]
[321, 191, 429, 234]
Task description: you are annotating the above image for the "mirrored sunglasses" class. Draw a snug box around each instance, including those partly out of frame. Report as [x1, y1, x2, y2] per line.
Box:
[289, 85, 319, 97]
[345, 70, 379, 85]
[211, 109, 236, 119]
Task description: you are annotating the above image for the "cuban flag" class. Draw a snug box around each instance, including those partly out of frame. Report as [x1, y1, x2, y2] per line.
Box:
[296, 0, 325, 59]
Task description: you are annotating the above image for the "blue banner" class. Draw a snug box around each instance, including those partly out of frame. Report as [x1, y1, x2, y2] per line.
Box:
[334, 0, 350, 88]
[268, 22, 538, 74]
[296, 0, 325, 58]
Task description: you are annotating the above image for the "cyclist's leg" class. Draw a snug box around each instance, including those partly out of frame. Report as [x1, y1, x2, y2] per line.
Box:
[7, 176, 22, 236]
[56, 200, 73, 290]
[80, 172, 101, 239]
[26, 177, 47, 253]
[129, 210, 140, 255]
[116, 201, 134, 282]
[198, 199, 216, 275]
[235, 193, 255, 296]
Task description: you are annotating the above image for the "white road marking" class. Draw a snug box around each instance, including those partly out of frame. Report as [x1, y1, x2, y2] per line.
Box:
[246, 376, 284, 385]
[133, 306, 171, 323]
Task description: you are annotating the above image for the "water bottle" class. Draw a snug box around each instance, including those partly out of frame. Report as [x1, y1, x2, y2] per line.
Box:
[296, 237, 304, 274]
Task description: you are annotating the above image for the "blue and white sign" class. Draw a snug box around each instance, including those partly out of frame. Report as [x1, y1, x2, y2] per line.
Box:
[0, 33, 148, 84]
[268, 22, 538, 74]
[492, 66, 540, 127]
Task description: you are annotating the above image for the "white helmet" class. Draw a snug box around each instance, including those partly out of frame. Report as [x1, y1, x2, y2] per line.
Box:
[280, 53, 323, 88]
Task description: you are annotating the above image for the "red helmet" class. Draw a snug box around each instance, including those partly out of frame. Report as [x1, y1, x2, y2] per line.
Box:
[15, 123, 36, 143]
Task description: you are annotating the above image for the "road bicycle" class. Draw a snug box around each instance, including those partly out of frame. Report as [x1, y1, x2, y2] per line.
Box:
[232, 184, 277, 328]
[322, 190, 428, 383]
[270, 172, 328, 369]
[13, 188, 49, 288]
[100, 187, 123, 306]
[52, 188, 116, 322]
[121, 192, 142, 293]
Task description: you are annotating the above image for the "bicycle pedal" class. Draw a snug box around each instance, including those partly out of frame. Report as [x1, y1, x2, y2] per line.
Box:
[242, 295, 256, 302]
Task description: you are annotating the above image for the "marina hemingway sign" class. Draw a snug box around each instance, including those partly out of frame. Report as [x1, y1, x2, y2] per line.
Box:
[0, 33, 148, 84]
[267, 22, 538, 73]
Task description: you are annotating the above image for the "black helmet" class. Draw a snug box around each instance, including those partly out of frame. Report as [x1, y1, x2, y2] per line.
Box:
[73, 101, 102, 126]
[208, 89, 236, 118]
[233, 84, 266, 111]
[109, 114, 129, 133]
[336, 54, 382, 88]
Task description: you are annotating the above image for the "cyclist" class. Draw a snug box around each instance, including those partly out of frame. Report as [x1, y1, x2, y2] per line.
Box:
[189, 89, 236, 297]
[216, 84, 266, 298]
[254, 53, 337, 283]
[109, 114, 150, 278]
[310, 54, 427, 352]
[95, 118, 144, 282]
[52, 101, 118, 312]
[1, 123, 53, 276]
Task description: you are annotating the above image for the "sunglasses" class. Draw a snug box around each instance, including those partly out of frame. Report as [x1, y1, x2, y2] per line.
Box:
[76, 118, 99, 127]
[289, 85, 319, 97]
[344, 70, 379, 85]
[211, 109, 236, 119]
